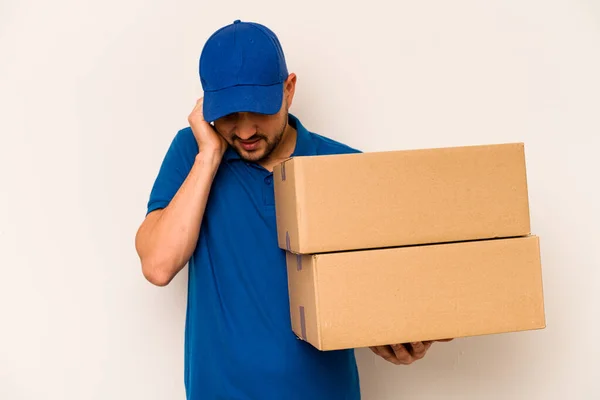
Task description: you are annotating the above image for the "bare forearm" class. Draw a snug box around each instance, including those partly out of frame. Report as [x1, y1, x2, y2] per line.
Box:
[136, 151, 221, 286]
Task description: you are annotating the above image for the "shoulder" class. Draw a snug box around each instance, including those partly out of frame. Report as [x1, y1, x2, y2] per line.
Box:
[309, 131, 362, 156]
[152, 126, 199, 180]
[145, 127, 198, 214]
[171, 126, 198, 154]
[290, 114, 362, 156]
[162, 126, 199, 165]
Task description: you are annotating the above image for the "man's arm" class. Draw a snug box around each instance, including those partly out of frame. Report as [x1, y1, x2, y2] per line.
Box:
[135, 97, 227, 286]
[135, 151, 221, 286]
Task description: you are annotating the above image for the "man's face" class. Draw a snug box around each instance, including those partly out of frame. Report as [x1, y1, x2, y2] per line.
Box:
[213, 102, 289, 163]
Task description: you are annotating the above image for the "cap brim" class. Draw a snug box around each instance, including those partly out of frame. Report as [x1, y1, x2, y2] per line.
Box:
[203, 82, 284, 122]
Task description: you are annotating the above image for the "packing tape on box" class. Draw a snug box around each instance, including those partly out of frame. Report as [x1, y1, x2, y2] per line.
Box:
[299, 306, 307, 341]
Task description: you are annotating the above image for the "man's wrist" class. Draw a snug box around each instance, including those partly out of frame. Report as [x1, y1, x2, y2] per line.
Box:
[195, 149, 223, 170]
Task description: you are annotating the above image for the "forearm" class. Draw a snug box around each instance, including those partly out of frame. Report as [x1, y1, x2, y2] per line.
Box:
[136, 151, 221, 286]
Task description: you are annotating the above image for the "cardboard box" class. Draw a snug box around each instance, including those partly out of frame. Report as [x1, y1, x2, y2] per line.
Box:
[274, 143, 531, 254]
[287, 235, 545, 351]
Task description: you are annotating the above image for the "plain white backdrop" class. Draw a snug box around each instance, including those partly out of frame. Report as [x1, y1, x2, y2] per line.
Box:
[1, 0, 599, 399]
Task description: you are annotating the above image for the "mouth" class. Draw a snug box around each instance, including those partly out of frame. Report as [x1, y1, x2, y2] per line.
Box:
[237, 138, 262, 151]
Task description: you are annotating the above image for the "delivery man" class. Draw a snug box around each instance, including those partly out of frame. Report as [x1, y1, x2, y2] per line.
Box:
[135, 19, 448, 400]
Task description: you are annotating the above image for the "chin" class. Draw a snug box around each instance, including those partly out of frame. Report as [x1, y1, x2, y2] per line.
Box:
[238, 148, 267, 162]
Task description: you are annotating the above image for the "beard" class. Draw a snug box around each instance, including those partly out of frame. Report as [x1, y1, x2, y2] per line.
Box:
[232, 112, 288, 163]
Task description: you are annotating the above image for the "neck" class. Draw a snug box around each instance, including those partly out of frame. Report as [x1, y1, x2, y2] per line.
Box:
[259, 121, 297, 172]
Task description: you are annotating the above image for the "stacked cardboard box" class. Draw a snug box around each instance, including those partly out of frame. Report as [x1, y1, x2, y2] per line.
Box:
[273, 143, 545, 351]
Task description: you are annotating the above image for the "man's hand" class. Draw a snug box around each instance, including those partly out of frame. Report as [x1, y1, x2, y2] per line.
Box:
[188, 97, 228, 157]
[370, 339, 453, 365]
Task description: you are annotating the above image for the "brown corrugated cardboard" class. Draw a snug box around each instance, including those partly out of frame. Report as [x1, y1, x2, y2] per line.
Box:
[274, 143, 531, 254]
[287, 235, 545, 351]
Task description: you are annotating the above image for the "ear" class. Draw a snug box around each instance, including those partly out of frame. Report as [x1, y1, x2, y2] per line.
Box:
[284, 73, 297, 109]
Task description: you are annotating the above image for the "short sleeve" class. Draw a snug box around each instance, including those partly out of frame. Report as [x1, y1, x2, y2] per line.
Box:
[146, 127, 198, 215]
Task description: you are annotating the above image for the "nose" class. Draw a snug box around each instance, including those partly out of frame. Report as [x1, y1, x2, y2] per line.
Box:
[235, 113, 258, 140]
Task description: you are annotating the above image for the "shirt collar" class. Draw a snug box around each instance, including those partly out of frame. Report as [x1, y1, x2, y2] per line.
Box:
[289, 113, 317, 157]
[222, 113, 317, 162]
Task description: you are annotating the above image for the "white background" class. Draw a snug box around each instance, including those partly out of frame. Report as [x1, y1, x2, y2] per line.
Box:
[1, 0, 599, 399]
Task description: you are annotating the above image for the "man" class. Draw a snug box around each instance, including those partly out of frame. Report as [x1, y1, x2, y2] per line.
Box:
[136, 19, 447, 399]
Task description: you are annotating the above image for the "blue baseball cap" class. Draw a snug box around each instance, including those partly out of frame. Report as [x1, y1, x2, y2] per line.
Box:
[199, 20, 289, 122]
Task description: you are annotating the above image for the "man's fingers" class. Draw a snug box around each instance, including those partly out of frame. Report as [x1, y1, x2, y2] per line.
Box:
[372, 340, 447, 365]
[409, 342, 428, 359]
[391, 343, 413, 365]
[371, 346, 402, 365]
[378, 346, 402, 365]
[410, 341, 425, 352]
[369, 346, 381, 357]
[189, 98, 205, 121]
